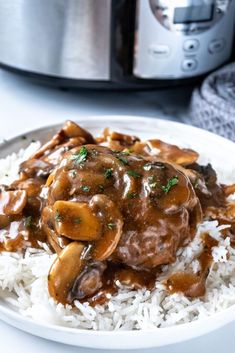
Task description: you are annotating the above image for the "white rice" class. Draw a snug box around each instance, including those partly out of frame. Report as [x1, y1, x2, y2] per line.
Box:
[1, 142, 235, 331]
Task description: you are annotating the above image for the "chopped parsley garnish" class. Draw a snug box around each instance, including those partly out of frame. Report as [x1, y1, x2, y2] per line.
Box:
[74, 217, 82, 224]
[31, 139, 36, 143]
[70, 170, 77, 178]
[70, 146, 88, 165]
[143, 163, 152, 171]
[126, 192, 137, 199]
[25, 216, 32, 228]
[162, 176, 179, 193]
[21, 135, 27, 140]
[127, 170, 141, 179]
[117, 156, 129, 165]
[5, 174, 8, 177]
[104, 168, 113, 179]
[107, 223, 115, 230]
[55, 210, 62, 222]
[81, 185, 90, 192]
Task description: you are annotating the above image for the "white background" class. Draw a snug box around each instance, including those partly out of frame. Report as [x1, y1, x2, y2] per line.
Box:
[0, 68, 235, 353]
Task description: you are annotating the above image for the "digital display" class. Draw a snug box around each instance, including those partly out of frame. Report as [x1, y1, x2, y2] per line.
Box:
[174, 5, 214, 24]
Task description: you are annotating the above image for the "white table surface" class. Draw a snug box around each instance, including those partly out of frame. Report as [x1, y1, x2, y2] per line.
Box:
[0, 68, 234, 353]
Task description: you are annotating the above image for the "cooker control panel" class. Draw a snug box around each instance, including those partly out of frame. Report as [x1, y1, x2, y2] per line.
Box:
[133, 0, 235, 79]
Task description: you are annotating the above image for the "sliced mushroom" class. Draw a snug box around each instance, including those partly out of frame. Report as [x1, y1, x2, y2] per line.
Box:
[97, 128, 140, 149]
[32, 121, 95, 160]
[45, 169, 56, 187]
[48, 169, 71, 203]
[131, 139, 198, 166]
[41, 206, 70, 254]
[63, 120, 95, 143]
[90, 195, 123, 261]
[20, 121, 96, 179]
[184, 163, 226, 209]
[53, 200, 102, 241]
[48, 241, 86, 304]
[43, 137, 86, 165]
[19, 159, 52, 179]
[68, 261, 107, 301]
[0, 190, 27, 216]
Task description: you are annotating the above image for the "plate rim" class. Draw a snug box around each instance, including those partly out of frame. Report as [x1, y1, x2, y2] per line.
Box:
[1, 115, 235, 349]
[1, 115, 235, 152]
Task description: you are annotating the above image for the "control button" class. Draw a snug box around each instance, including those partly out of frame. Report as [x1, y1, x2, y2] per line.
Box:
[181, 59, 197, 72]
[183, 39, 200, 52]
[148, 44, 170, 57]
[208, 38, 225, 53]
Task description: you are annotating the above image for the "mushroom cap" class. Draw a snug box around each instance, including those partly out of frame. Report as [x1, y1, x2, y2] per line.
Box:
[48, 241, 86, 304]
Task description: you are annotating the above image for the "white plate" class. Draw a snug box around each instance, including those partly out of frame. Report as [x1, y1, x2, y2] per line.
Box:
[0, 116, 235, 350]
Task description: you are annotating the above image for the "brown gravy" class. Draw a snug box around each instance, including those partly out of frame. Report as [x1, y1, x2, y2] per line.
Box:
[166, 233, 218, 297]
[0, 120, 233, 306]
[86, 264, 157, 307]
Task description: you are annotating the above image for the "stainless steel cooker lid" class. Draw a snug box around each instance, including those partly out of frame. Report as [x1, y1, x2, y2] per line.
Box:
[0, 0, 112, 80]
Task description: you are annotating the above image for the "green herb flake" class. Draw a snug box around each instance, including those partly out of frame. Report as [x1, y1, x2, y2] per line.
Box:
[74, 217, 82, 225]
[5, 174, 9, 177]
[21, 135, 27, 140]
[25, 216, 32, 228]
[127, 170, 141, 179]
[55, 210, 62, 222]
[70, 146, 88, 165]
[81, 185, 90, 192]
[107, 223, 115, 230]
[31, 139, 36, 143]
[104, 168, 113, 179]
[126, 192, 137, 199]
[117, 156, 129, 166]
[70, 170, 77, 179]
[143, 163, 152, 171]
[162, 176, 179, 194]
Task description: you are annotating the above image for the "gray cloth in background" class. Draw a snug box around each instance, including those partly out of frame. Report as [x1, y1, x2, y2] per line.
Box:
[190, 62, 235, 141]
